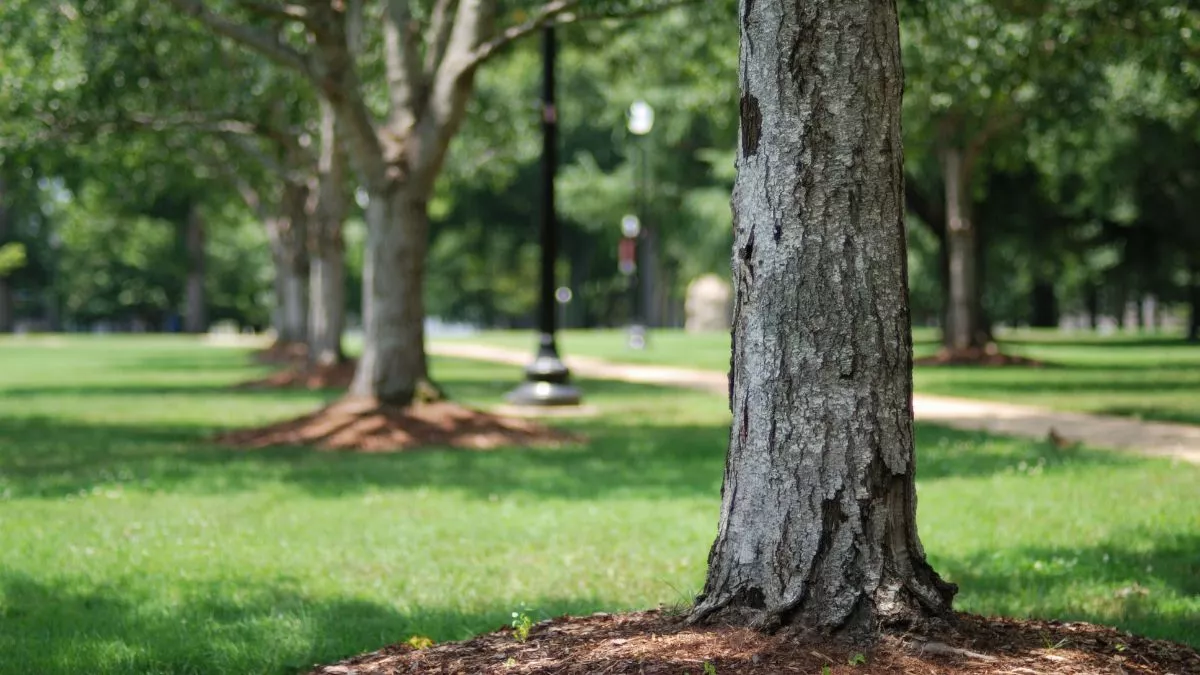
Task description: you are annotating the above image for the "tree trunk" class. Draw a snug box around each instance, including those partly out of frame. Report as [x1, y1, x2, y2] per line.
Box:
[1085, 283, 1099, 330]
[1030, 278, 1058, 328]
[1140, 294, 1156, 333]
[1189, 264, 1199, 342]
[348, 184, 432, 403]
[0, 276, 11, 334]
[940, 147, 983, 352]
[266, 184, 310, 344]
[0, 178, 12, 334]
[691, 0, 955, 634]
[280, 270, 307, 341]
[639, 226, 661, 327]
[307, 99, 348, 366]
[183, 205, 207, 334]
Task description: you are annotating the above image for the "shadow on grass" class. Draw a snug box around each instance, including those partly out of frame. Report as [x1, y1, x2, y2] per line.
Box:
[916, 371, 1200, 393]
[1092, 407, 1200, 426]
[912, 426, 1136, 481]
[1000, 337, 1198, 349]
[939, 532, 1200, 647]
[0, 372, 679, 402]
[0, 384, 338, 400]
[0, 571, 613, 675]
[0, 408, 1133, 502]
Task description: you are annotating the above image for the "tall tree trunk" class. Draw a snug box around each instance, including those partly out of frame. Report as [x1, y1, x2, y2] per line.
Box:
[940, 146, 983, 352]
[973, 218, 992, 341]
[1030, 277, 1058, 328]
[1085, 282, 1099, 330]
[308, 100, 348, 366]
[691, 0, 954, 634]
[1189, 264, 1199, 342]
[348, 184, 432, 403]
[183, 205, 207, 334]
[266, 184, 310, 344]
[1140, 294, 1156, 333]
[0, 178, 12, 334]
[639, 226, 660, 327]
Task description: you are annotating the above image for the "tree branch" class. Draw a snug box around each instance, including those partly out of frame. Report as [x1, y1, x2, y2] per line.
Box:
[423, 0, 459, 77]
[465, 0, 578, 68]
[166, 0, 313, 78]
[410, 0, 498, 181]
[232, 0, 317, 26]
[569, 0, 697, 23]
[464, 0, 695, 69]
[346, 0, 365, 54]
[125, 112, 260, 136]
[383, 0, 423, 128]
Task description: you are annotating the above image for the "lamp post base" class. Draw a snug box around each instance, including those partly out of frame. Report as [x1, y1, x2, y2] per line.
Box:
[627, 324, 647, 350]
[505, 333, 582, 406]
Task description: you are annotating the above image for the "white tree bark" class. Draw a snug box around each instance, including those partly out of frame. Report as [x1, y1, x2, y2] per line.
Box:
[307, 99, 348, 365]
[266, 183, 310, 344]
[690, 0, 955, 635]
[348, 185, 433, 402]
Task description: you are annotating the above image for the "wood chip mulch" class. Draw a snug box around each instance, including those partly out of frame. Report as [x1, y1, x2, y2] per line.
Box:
[236, 359, 359, 390]
[914, 345, 1047, 368]
[304, 609, 1200, 675]
[216, 398, 578, 452]
[254, 340, 311, 364]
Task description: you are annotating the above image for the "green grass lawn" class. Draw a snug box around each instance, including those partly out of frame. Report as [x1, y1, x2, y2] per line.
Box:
[0, 336, 1197, 675]
[437, 328, 1200, 425]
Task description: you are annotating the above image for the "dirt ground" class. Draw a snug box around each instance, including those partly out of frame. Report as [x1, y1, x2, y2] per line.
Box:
[305, 609, 1200, 675]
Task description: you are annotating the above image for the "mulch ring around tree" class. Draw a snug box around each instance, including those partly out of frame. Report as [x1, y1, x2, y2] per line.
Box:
[914, 344, 1048, 367]
[253, 340, 311, 364]
[236, 359, 359, 390]
[305, 609, 1199, 675]
[216, 398, 579, 452]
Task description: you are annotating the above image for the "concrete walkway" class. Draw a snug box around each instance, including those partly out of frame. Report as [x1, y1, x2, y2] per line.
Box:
[430, 342, 1200, 465]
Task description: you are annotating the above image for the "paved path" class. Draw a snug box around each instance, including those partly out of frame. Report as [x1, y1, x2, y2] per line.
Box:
[430, 342, 1200, 465]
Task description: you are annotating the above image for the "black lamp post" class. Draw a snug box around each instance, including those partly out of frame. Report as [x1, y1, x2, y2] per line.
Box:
[506, 25, 581, 407]
[626, 100, 653, 350]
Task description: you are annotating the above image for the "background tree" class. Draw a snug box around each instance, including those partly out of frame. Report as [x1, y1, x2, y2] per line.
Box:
[168, 0, 684, 405]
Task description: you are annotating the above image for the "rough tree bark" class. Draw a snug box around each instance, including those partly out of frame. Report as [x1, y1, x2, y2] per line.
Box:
[307, 99, 348, 366]
[690, 0, 955, 635]
[182, 205, 207, 334]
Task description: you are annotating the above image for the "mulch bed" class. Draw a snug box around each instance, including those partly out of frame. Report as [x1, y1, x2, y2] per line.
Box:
[216, 398, 576, 452]
[304, 609, 1199, 675]
[915, 345, 1048, 368]
[236, 359, 358, 390]
[254, 340, 311, 365]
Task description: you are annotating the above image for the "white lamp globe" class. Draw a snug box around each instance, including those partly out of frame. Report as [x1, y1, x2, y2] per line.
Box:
[627, 100, 654, 135]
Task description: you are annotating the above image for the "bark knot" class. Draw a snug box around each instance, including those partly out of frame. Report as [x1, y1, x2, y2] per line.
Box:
[740, 94, 762, 158]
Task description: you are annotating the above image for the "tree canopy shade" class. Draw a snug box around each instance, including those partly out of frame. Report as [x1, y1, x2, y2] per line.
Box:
[690, 0, 955, 634]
